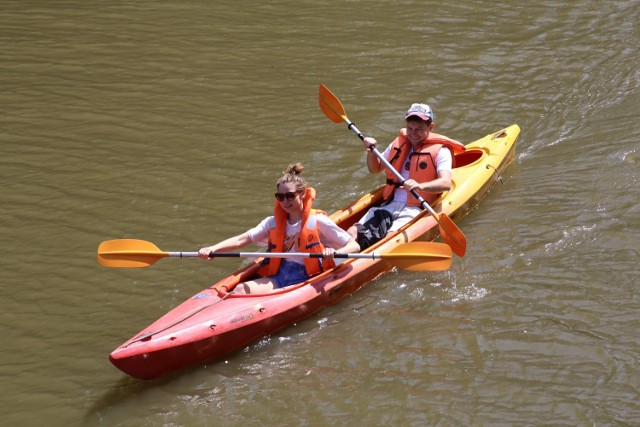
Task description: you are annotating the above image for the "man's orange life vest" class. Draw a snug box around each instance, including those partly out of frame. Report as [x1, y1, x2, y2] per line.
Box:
[383, 129, 466, 206]
[258, 187, 336, 277]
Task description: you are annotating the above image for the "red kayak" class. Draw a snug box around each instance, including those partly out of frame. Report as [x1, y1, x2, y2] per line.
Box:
[106, 125, 520, 379]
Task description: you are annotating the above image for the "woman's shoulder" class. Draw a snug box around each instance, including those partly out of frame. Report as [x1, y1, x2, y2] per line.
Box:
[251, 215, 276, 231]
[314, 212, 340, 228]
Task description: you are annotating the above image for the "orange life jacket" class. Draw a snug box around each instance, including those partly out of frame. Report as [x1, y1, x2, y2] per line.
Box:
[383, 129, 466, 206]
[258, 187, 336, 277]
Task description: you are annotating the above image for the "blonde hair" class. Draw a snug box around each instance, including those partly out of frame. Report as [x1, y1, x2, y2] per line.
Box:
[276, 162, 307, 192]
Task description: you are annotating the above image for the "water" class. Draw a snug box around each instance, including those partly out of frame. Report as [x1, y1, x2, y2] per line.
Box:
[1, 0, 639, 425]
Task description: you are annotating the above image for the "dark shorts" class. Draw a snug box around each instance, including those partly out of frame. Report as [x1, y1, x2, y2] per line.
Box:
[356, 208, 394, 250]
[272, 259, 310, 288]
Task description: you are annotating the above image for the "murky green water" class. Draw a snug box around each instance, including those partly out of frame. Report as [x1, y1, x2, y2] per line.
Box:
[1, 0, 639, 425]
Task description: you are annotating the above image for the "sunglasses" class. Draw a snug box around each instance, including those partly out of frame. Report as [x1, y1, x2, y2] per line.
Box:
[274, 191, 301, 201]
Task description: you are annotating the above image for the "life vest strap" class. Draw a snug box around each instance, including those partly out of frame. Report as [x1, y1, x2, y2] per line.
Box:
[386, 178, 402, 187]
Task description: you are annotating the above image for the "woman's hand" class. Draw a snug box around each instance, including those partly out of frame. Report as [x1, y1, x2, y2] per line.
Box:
[322, 247, 337, 259]
[198, 246, 216, 260]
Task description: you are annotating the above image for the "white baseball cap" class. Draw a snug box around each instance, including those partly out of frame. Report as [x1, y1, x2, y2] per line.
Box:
[405, 103, 434, 122]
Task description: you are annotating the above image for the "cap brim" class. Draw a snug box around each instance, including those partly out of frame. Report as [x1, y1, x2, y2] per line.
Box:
[405, 113, 432, 121]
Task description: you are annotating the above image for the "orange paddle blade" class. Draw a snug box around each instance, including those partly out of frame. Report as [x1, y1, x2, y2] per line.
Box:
[436, 213, 467, 257]
[97, 239, 168, 268]
[383, 242, 452, 271]
[319, 84, 348, 123]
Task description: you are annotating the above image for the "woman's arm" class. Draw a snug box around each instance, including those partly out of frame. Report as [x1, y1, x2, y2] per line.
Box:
[198, 232, 253, 259]
[317, 215, 361, 258]
[338, 237, 361, 255]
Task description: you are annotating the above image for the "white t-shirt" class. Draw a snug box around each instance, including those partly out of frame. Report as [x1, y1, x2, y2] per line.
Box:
[247, 214, 351, 265]
[381, 143, 452, 204]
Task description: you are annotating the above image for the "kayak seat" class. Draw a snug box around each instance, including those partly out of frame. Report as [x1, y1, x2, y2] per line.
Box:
[454, 149, 483, 168]
[329, 186, 385, 231]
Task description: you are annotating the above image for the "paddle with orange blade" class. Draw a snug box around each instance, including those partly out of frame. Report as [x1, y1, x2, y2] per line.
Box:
[319, 84, 467, 257]
[97, 239, 452, 271]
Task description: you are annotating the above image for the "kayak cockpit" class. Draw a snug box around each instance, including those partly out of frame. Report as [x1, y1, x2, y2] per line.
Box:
[454, 149, 484, 167]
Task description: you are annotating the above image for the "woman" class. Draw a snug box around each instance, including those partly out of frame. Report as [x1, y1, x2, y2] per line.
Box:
[198, 163, 360, 294]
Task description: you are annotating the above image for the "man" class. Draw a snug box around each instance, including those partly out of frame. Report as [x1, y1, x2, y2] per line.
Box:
[347, 103, 466, 249]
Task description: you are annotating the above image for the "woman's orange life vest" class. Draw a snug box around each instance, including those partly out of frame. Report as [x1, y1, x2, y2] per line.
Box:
[258, 187, 336, 278]
[383, 129, 466, 206]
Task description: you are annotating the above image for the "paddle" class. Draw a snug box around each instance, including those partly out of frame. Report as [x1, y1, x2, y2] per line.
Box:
[319, 84, 467, 257]
[97, 239, 452, 271]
